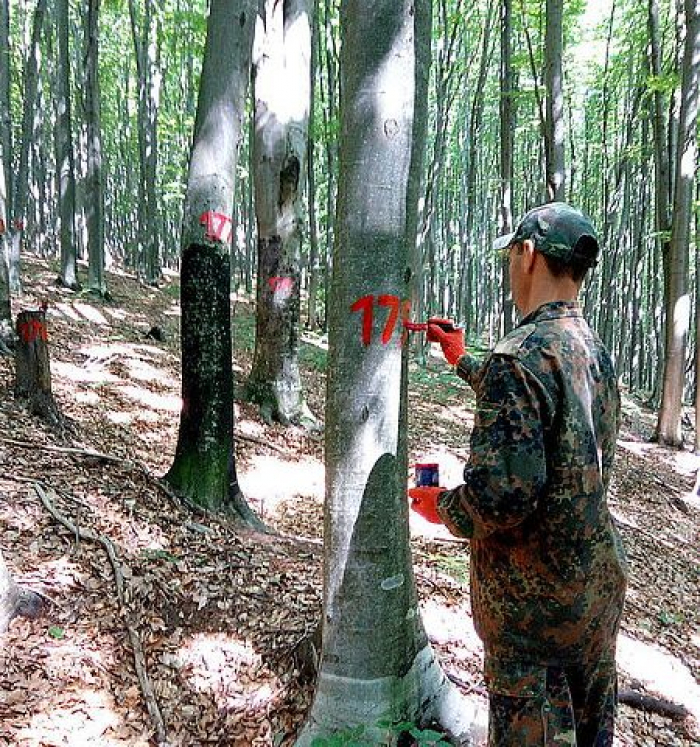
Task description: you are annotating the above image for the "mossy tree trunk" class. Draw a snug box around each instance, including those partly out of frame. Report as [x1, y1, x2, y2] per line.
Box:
[164, 0, 261, 524]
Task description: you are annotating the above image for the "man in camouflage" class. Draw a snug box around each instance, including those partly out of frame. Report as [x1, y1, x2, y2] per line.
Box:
[410, 203, 628, 747]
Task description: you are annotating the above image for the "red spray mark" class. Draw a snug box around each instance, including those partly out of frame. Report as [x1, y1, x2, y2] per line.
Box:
[350, 294, 411, 346]
[18, 319, 47, 344]
[199, 211, 233, 244]
[268, 276, 294, 297]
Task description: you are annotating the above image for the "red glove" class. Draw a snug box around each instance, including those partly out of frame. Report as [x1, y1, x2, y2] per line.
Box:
[408, 486, 445, 524]
[426, 318, 465, 365]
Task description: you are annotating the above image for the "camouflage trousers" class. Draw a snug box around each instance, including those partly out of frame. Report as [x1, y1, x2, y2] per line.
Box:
[484, 656, 617, 747]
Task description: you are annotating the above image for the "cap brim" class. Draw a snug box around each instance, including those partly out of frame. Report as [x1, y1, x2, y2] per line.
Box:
[492, 232, 515, 252]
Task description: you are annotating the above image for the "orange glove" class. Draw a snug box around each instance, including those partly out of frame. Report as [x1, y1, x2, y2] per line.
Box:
[408, 486, 445, 524]
[426, 318, 465, 365]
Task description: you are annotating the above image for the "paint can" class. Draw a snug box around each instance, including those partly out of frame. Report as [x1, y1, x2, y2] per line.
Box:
[414, 463, 440, 487]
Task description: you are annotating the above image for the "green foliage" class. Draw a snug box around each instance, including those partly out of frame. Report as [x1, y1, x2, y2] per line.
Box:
[300, 341, 328, 372]
[657, 609, 684, 627]
[48, 626, 65, 640]
[425, 552, 469, 585]
[232, 309, 256, 354]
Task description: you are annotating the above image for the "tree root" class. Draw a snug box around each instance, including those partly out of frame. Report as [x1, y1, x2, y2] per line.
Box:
[618, 688, 692, 720]
[33, 482, 170, 746]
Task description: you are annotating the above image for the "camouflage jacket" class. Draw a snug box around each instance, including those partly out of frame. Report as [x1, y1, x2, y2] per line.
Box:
[437, 301, 627, 664]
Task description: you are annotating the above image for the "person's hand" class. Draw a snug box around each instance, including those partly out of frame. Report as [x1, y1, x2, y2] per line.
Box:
[408, 486, 445, 524]
[426, 318, 465, 365]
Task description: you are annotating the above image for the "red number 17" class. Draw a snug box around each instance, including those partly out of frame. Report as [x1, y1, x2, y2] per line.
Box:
[350, 294, 410, 346]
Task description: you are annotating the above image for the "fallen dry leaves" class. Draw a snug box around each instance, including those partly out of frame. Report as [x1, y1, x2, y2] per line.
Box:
[0, 258, 697, 746]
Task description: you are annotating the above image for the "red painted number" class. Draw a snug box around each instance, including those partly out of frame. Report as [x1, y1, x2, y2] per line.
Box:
[351, 294, 410, 346]
[18, 319, 47, 344]
[199, 211, 233, 244]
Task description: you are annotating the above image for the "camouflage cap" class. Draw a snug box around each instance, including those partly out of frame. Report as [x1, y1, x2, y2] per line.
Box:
[495, 202, 600, 267]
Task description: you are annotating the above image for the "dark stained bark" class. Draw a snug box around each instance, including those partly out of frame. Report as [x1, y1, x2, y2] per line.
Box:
[14, 309, 61, 426]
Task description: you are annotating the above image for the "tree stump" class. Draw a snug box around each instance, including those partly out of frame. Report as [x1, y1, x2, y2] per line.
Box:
[14, 309, 61, 427]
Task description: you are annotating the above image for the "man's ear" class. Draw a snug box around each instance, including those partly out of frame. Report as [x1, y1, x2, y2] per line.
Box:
[522, 239, 538, 273]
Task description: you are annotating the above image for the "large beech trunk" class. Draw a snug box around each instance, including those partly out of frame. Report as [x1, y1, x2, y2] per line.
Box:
[298, 1, 482, 743]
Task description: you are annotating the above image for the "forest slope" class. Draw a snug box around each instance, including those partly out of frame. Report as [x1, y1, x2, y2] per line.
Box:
[0, 259, 697, 746]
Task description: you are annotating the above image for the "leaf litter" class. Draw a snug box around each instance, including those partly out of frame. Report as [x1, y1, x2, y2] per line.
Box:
[0, 258, 697, 746]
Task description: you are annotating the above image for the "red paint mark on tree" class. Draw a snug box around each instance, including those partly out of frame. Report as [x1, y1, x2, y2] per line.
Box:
[268, 276, 294, 296]
[13, 218, 24, 231]
[351, 294, 374, 346]
[18, 319, 47, 344]
[378, 295, 400, 344]
[350, 294, 410, 346]
[199, 211, 233, 244]
[0, 218, 5, 235]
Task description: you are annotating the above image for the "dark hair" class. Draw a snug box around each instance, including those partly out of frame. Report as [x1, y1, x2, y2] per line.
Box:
[540, 235, 598, 283]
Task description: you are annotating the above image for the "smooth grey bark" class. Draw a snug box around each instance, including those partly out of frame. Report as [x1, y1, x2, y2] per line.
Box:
[9, 0, 48, 294]
[306, 0, 321, 330]
[246, 0, 314, 427]
[55, 0, 79, 290]
[84, 0, 107, 297]
[0, 0, 10, 226]
[499, 0, 514, 335]
[695, 181, 700, 454]
[297, 0, 482, 743]
[544, 0, 565, 201]
[457, 0, 496, 329]
[656, 0, 699, 446]
[0, 546, 43, 633]
[414, 0, 464, 352]
[128, 0, 162, 285]
[0, 154, 10, 346]
[165, 0, 261, 524]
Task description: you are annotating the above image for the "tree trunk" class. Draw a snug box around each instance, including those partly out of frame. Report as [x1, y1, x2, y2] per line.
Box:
[164, 0, 261, 524]
[0, 546, 43, 634]
[55, 0, 79, 290]
[499, 0, 515, 335]
[0, 0, 11, 232]
[8, 0, 48, 294]
[695, 181, 700, 454]
[84, 0, 107, 297]
[128, 0, 161, 286]
[656, 0, 699, 446]
[14, 308, 61, 426]
[544, 0, 565, 201]
[306, 0, 321, 330]
[247, 0, 314, 427]
[298, 1, 481, 743]
[0, 142, 10, 346]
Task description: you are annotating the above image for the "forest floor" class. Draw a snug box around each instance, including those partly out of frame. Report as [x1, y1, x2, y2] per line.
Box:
[0, 257, 698, 747]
